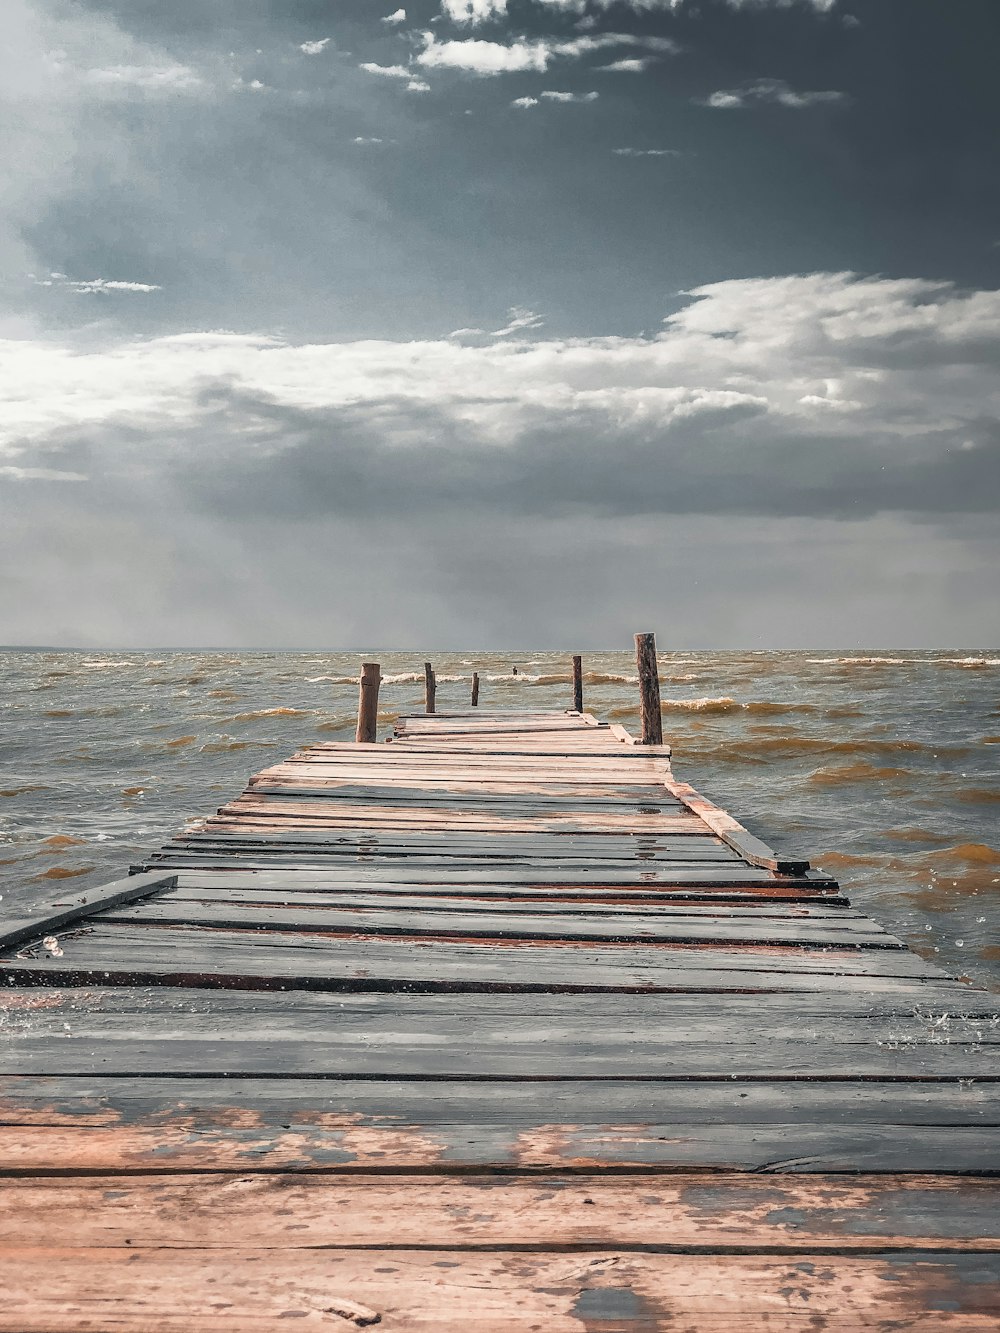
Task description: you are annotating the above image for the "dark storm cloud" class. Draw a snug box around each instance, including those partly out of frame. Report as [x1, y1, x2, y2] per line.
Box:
[3, 0, 1000, 646]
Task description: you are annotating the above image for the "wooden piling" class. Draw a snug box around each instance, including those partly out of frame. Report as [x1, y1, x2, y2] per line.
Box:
[572, 655, 583, 714]
[424, 662, 436, 715]
[355, 663, 381, 744]
[471, 672, 480, 707]
[634, 632, 663, 746]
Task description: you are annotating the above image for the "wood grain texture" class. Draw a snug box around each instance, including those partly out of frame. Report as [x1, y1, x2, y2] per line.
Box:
[3, 1173, 997, 1251]
[0, 1247, 998, 1333]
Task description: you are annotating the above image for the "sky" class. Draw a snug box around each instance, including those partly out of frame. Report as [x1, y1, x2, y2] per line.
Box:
[1, 0, 998, 648]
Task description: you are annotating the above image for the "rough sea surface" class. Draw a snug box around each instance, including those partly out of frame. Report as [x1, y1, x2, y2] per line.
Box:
[2, 649, 998, 992]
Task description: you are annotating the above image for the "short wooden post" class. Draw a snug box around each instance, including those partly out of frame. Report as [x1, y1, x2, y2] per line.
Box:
[572, 655, 583, 714]
[634, 632, 663, 745]
[355, 662, 380, 743]
[424, 661, 436, 714]
[471, 672, 480, 707]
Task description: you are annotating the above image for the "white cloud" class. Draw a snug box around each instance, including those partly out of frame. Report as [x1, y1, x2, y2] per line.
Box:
[299, 39, 331, 55]
[359, 62, 413, 79]
[511, 96, 539, 108]
[417, 35, 549, 74]
[597, 58, 654, 72]
[353, 136, 385, 145]
[417, 30, 677, 75]
[703, 79, 847, 109]
[0, 465, 87, 482]
[441, 0, 508, 20]
[79, 62, 204, 93]
[382, 9, 407, 23]
[491, 306, 545, 336]
[35, 274, 161, 294]
[539, 90, 598, 102]
[407, 78, 432, 91]
[5, 275, 998, 474]
[613, 147, 681, 156]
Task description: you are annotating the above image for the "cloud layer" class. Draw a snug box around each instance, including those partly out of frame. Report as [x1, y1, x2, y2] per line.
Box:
[4, 272, 998, 525]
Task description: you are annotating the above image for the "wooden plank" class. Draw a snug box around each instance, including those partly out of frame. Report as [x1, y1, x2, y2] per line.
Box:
[662, 774, 811, 875]
[1, 1247, 997, 1332]
[161, 886, 865, 917]
[0, 1119, 996, 1174]
[101, 899, 902, 948]
[139, 858, 807, 884]
[0, 925, 960, 994]
[167, 872, 849, 904]
[166, 829, 738, 855]
[7, 1031, 995, 1079]
[8, 985, 993, 1024]
[0, 872, 177, 955]
[3, 1173, 997, 1251]
[246, 783, 687, 809]
[4, 1074, 997, 1129]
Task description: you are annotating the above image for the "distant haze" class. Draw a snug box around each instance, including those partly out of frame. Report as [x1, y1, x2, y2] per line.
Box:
[2, 0, 998, 648]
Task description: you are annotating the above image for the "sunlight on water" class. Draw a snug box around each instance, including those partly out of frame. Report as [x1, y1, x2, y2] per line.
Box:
[1, 647, 997, 990]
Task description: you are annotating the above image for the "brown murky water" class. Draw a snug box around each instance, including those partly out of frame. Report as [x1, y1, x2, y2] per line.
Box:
[1, 648, 997, 989]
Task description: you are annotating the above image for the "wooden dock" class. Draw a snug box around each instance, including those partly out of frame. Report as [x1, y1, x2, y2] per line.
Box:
[1, 706, 997, 1329]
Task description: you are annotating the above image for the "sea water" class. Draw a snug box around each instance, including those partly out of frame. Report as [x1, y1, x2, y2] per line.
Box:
[1, 648, 998, 991]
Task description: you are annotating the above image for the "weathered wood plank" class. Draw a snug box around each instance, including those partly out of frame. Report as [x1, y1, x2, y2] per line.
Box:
[100, 899, 902, 948]
[1, 1247, 997, 1332]
[6, 1031, 994, 1079]
[3, 1074, 996, 1130]
[0, 925, 960, 994]
[160, 886, 866, 918]
[0, 872, 177, 955]
[3, 1173, 997, 1251]
[167, 872, 847, 904]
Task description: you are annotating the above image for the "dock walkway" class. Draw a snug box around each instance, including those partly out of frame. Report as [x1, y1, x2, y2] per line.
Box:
[1, 708, 997, 1329]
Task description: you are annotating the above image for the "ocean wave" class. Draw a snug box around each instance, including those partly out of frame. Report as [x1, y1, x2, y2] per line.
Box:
[31, 865, 90, 880]
[662, 697, 739, 713]
[585, 672, 639, 685]
[953, 787, 1000, 805]
[809, 762, 916, 786]
[199, 737, 280, 753]
[807, 657, 916, 666]
[80, 660, 137, 670]
[936, 657, 1000, 668]
[924, 842, 1000, 868]
[657, 697, 817, 717]
[233, 708, 313, 722]
[315, 718, 356, 732]
[306, 675, 360, 684]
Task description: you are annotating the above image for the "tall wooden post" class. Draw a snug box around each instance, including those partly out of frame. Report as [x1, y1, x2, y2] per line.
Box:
[471, 672, 480, 707]
[355, 662, 380, 743]
[424, 662, 436, 714]
[572, 655, 583, 714]
[634, 632, 663, 746]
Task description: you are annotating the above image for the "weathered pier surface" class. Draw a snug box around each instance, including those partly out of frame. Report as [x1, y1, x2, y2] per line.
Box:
[1, 707, 998, 1330]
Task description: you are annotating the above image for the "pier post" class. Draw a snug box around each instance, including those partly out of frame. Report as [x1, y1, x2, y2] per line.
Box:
[424, 662, 436, 714]
[634, 632, 663, 745]
[355, 662, 381, 743]
[471, 672, 480, 707]
[572, 655, 583, 714]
